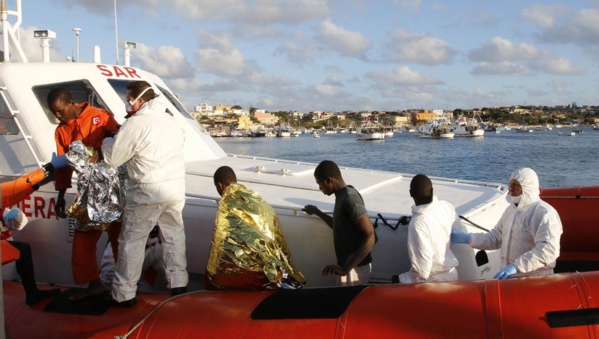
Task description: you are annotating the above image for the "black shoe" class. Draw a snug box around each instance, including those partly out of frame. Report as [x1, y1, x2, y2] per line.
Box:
[25, 288, 61, 306]
[391, 275, 400, 284]
[104, 295, 137, 308]
[170, 287, 187, 296]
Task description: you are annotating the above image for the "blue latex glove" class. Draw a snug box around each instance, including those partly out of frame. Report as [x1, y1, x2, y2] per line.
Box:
[49, 153, 69, 169]
[4, 209, 18, 223]
[493, 264, 517, 279]
[450, 230, 471, 244]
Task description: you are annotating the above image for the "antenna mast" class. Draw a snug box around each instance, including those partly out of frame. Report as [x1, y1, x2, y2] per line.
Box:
[114, 0, 119, 65]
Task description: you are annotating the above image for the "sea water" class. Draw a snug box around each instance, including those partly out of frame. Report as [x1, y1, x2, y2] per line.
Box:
[216, 127, 599, 188]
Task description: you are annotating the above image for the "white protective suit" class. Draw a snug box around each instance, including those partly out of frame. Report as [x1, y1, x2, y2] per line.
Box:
[470, 168, 562, 277]
[399, 196, 459, 284]
[102, 95, 188, 302]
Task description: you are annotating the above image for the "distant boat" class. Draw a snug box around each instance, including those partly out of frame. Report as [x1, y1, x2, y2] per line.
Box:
[312, 131, 320, 138]
[593, 125, 599, 131]
[418, 118, 455, 139]
[453, 113, 485, 137]
[384, 128, 394, 138]
[356, 125, 385, 140]
[276, 126, 291, 137]
[572, 129, 584, 134]
[516, 128, 533, 133]
[558, 131, 575, 136]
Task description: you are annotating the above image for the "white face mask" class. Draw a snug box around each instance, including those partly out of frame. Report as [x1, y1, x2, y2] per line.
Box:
[507, 194, 521, 204]
[126, 87, 152, 114]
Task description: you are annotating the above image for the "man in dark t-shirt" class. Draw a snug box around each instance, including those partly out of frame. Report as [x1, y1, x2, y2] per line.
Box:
[303, 160, 376, 286]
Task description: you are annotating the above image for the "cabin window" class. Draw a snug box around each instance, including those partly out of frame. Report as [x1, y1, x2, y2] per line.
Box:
[33, 81, 112, 124]
[107, 79, 206, 132]
[0, 92, 19, 135]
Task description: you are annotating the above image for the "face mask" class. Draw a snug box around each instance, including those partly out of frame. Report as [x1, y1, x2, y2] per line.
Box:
[506, 194, 521, 204]
[126, 87, 152, 115]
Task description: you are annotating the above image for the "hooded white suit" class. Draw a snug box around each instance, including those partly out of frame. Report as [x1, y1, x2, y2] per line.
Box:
[102, 95, 188, 301]
[470, 168, 562, 277]
[399, 196, 459, 284]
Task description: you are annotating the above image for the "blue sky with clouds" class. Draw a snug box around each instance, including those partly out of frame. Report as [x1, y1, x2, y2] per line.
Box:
[16, 0, 599, 112]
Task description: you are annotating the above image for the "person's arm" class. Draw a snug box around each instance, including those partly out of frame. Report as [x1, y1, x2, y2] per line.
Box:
[53, 129, 73, 192]
[400, 221, 433, 283]
[322, 213, 375, 277]
[469, 211, 506, 250]
[101, 123, 136, 168]
[339, 213, 376, 274]
[55, 189, 67, 218]
[302, 204, 333, 228]
[512, 207, 562, 273]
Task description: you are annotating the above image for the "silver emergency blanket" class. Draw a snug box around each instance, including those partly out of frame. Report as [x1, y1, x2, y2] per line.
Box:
[65, 140, 126, 231]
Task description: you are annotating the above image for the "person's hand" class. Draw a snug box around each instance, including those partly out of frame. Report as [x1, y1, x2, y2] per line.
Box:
[450, 230, 471, 244]
[302, 204, 320, 215]
[49, 153, 69, 170]
[55, 196, 67, 218]
[322, 264, 347, 277]
[90, 150, 100, 164]
[493, 264, 517, 279]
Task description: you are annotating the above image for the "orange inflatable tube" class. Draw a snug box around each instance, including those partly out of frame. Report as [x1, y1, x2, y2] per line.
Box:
[3, 271, 599, 338]
[540, 186, 599, 261]
[1, 240, 20, 265]
[0, 168, 46, 208]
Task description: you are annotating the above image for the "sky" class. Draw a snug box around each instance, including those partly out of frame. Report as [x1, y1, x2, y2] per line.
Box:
[12, 0, 599, 112]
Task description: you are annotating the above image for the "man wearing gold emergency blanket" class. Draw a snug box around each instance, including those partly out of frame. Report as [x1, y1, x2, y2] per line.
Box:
[207, 166, 305, 290]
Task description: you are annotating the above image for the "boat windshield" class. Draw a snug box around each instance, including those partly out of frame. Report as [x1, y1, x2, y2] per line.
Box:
[0, 92, 19, 135]
[33, 80, 112, 124]
[107, 79, 206, 132]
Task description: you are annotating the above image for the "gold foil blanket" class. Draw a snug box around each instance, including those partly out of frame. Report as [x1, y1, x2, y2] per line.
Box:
[207, 183, 305, 290]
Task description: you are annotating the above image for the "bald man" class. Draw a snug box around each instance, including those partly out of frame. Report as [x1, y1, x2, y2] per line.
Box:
[393, 174, 459, 284]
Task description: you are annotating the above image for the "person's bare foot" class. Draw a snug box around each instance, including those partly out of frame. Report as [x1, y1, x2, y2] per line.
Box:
[68, 279, 107, 301]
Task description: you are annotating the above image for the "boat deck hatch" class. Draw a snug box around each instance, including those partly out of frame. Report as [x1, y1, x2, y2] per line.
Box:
[251, 285, 367, 319]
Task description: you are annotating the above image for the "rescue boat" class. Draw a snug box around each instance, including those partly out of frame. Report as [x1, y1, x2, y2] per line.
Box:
[1, 1, 598, 337]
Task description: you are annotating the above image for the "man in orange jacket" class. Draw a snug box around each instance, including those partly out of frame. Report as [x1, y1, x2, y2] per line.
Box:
[47, 88, 121, 301]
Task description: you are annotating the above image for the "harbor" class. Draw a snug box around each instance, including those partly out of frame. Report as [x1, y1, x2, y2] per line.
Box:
[216, 125, 599, 188]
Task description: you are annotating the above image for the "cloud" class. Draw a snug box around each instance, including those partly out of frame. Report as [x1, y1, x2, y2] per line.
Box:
[536, 8, 599, 45]
[384, 29, 456, 65]
[134, 44, 194, 78]
[366, 66, 440, 86]
[521, 4, 570, 29]
[468, 37, 541, 62]
[274, 43, 318, 65]
[392, 0, 421, 10]
[57, 0, 117, 14]
[194, 29, 247, 76]
[314, 19, 371, 57]
[468, 36, 584, 76]
[549, 80, 571, 95]
[529, 57, 585, 75]
[471, 62, 529, 76]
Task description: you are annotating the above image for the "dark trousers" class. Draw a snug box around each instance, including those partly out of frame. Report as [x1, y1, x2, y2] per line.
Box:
[8, 241, 37, 293]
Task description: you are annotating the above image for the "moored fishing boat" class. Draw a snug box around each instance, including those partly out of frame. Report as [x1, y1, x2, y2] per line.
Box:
[418, 118, 455, 139]
[452, 113, 485, 137]
[356, 124, 385, 140]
